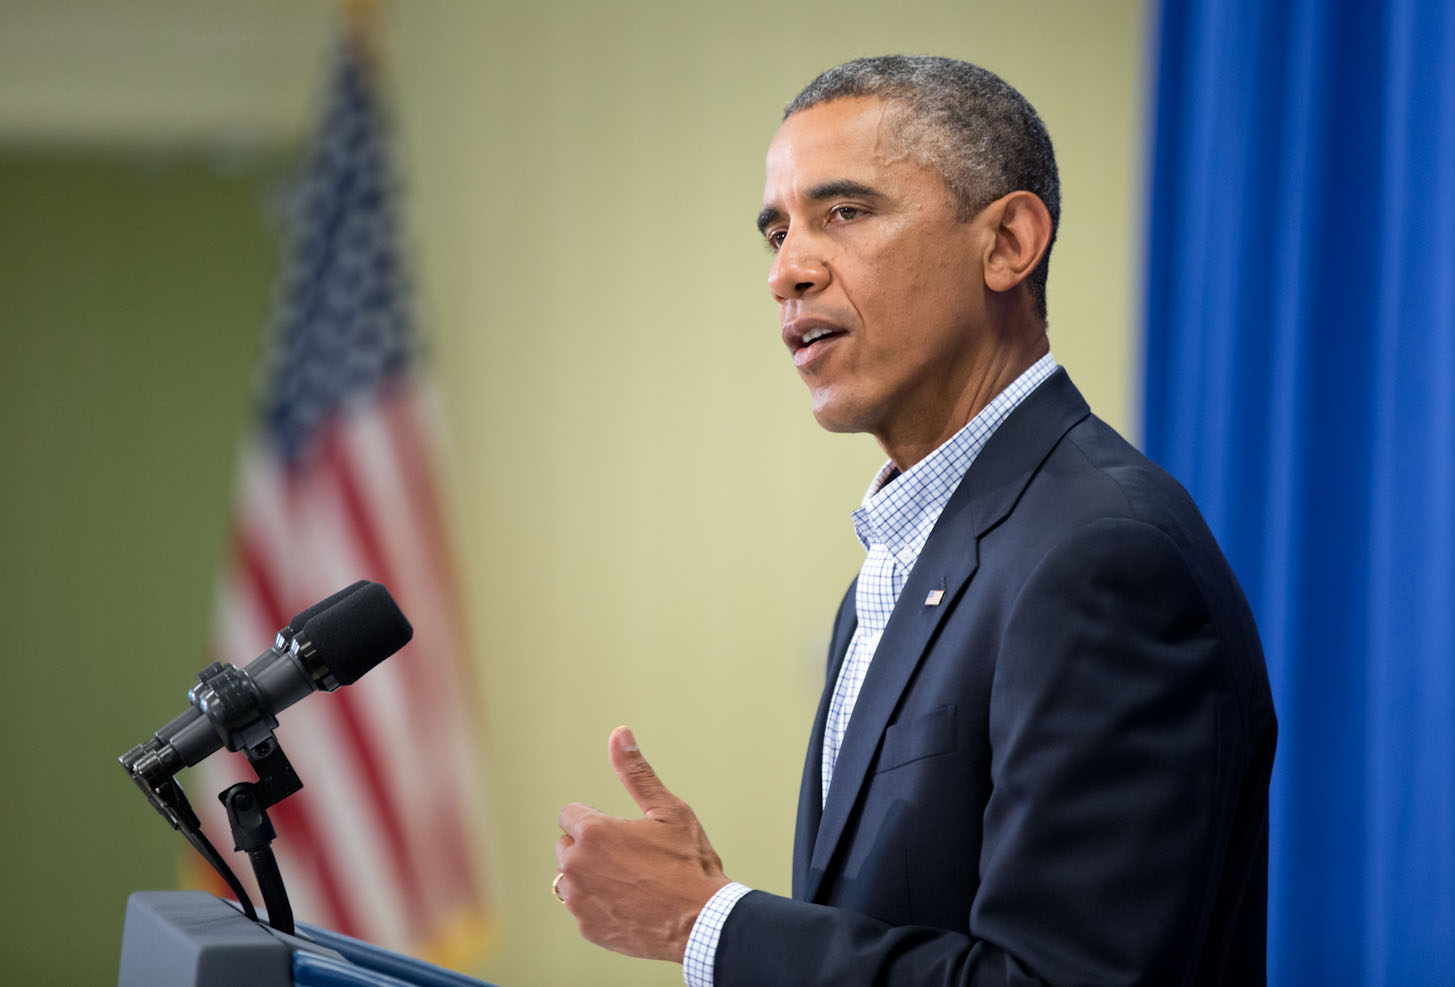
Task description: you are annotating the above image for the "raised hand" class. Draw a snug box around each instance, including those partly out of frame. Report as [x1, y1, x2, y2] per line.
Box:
[555, 726, 732, 962]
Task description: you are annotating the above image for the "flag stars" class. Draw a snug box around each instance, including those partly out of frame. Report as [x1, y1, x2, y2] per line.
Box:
[258, 40, 414, 465]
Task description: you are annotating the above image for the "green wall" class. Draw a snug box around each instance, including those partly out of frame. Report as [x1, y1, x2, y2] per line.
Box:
[0, 152, 287, 984]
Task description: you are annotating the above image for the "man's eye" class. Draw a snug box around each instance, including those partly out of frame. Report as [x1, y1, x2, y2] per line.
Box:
[831, 205, 864, 221]
[766, 230, 787, 251]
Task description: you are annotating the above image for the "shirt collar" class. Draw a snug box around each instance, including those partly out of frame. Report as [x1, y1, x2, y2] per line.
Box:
[851, 352, 1059, 562]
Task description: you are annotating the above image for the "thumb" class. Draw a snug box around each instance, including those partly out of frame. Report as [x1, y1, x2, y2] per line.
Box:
[608, 725, 682, 819]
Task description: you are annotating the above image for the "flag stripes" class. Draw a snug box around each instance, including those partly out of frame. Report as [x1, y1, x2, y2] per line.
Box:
[205, 392, 489, 949]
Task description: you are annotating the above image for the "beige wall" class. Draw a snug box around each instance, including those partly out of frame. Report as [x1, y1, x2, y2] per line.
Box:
[388, 4, 1147, 983]
[0, 2, 1147, 984]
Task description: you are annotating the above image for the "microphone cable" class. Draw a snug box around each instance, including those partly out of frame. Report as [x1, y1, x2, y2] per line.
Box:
[154, 771, 259, 922]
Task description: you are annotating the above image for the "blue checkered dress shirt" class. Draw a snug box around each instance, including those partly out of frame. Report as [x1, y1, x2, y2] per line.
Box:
[682, 353, 1059, 987]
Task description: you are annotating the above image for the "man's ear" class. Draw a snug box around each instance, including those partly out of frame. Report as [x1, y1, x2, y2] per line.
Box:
[981, 191, 1053, 294]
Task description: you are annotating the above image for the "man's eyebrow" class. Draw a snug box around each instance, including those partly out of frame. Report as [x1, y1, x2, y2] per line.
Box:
[806, 180, 882, 203]
[756, 181, 885, 236]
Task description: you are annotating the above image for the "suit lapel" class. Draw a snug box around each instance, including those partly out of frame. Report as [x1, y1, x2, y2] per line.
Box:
[801, 369, 1091, 903]
[803, 490, 982, 901]
[793, 579, 858, 898]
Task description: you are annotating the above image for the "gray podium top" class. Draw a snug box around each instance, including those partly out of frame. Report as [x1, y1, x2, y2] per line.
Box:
[119, 890, 344, 987]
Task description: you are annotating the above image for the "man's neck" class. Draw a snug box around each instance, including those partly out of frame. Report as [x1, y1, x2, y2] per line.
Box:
[878, 335, 1051, 472]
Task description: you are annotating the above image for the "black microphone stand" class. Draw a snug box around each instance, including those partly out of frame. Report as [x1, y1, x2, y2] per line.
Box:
[219, 732, 304, 936]
[119, 583, 413, 946]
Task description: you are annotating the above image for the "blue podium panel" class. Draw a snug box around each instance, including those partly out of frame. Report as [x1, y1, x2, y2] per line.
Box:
[295, 923, 498, 987]
[119, 892, 500, 987]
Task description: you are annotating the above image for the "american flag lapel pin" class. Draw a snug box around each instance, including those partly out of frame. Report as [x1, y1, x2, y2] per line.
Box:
[924, 589, 944, 606]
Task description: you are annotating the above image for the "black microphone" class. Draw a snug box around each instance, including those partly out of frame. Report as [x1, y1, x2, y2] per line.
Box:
[142, 580, 370, 761]
[119, 582, 412, 798]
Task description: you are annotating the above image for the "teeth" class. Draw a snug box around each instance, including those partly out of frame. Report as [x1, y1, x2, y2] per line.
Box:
[801, 327, 836, 345]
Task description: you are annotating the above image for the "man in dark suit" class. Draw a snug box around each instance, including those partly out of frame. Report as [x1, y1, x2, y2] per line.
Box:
[556, 56, 1276, 985]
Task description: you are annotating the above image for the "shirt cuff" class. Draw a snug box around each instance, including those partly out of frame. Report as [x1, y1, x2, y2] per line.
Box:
[682, 882, 753, 987]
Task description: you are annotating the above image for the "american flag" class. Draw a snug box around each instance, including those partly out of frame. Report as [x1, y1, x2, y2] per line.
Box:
[196, 24, 491, 967]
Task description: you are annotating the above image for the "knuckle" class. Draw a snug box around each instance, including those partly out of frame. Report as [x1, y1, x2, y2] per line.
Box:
[573, 815, 606, 848]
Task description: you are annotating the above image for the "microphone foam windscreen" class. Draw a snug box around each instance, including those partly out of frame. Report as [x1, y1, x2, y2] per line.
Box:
[287, 580, 370, 635]
[301, 582, 414, 685]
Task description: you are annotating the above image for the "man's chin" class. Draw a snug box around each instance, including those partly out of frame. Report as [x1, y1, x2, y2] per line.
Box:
[809, 396, 871, 435]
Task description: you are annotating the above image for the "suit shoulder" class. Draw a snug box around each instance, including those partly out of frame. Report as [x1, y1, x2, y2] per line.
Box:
[1052, 414, 1210, 534]
[1017, 414, 1252, 629]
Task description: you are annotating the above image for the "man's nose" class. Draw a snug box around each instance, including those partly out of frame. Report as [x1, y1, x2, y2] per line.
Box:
[768, 231, 829, 301]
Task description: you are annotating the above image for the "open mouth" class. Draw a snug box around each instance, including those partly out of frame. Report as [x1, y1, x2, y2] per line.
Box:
[794, 326, 845, 366]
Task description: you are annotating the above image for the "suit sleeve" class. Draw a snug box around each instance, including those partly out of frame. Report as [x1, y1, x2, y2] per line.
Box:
[714, 519, 1249, 986]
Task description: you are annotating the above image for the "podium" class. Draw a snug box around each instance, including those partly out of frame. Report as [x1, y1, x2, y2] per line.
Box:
[118, 891, 501, 987]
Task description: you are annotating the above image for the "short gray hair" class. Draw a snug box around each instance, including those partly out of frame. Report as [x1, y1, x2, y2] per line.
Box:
[785, 56, 1060, 324]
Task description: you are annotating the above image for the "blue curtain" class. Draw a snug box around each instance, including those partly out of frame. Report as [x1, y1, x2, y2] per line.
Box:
[1143, 0, 1455, 982]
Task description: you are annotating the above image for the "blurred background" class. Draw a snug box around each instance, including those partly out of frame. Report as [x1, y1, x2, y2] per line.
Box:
[1, 1, 1451, 985]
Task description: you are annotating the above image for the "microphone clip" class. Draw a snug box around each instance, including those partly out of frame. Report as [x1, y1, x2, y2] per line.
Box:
[191, 660, 281, 755]
[218, 731, 305, 935]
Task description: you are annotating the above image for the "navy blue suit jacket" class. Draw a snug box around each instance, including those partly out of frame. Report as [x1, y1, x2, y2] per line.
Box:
[716, 370, 1276, 985]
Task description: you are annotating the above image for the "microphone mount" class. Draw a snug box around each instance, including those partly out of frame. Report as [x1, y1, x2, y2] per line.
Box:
[219, 728, 304, 935]
[117, 580, 411, 936]
[116, 639, 312, 933]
